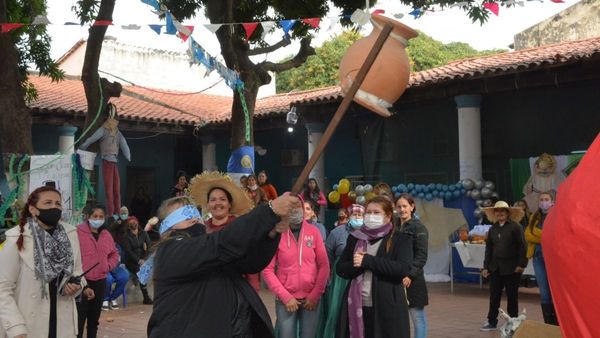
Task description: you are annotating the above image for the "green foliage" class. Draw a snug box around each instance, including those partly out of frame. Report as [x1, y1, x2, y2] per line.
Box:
[72, 0, 100, 24]
[407, 32, 505, 72]
[6, 0, 64, 103]
[276, 30, 361, 93]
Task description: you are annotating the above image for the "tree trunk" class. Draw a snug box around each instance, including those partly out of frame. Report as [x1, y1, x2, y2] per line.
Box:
[0, 0, 33, 174]
[81, 0, 122, 137]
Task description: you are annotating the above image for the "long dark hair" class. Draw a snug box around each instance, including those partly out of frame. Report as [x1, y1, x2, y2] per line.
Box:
[304, 178, 320, 197]
[258, 170, 271, 186]
[18, 186, 61, 251]
[394, 193, 417, 216]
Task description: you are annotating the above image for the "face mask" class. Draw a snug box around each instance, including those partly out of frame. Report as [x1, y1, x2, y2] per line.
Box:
[289, 209, 304, 225]
[89, 219, 104, 229]
[539, 200, 553, 212]
[120, 214, 129, 220]
[249, 184, 259, 191]
[364, 214, 385, 229]
[36, 208, 62, 227]
[348, 217, 363, 230]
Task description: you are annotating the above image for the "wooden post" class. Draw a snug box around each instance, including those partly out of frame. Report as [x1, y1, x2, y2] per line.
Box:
[292, 22, 394, 194]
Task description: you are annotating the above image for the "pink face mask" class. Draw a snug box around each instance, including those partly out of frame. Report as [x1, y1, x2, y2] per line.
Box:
[539, 200, 553, 212]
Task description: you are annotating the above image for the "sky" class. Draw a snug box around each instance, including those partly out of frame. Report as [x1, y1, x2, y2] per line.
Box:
[45, 0, 580, 67]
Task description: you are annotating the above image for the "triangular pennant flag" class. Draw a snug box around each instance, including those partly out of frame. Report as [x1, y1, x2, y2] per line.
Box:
[32, 15, 51, 25]
[122, 24, 141, 30]
[393, 13, 405, 19]
[178, 25, 194, 42]
[166, 13, 177, 35]
[0, 23, 24, 33]
[174, 20, 193, 35]
[141, 0, 160, 10]
[64, 22, 79, 25]
[93, 20, 113, 26]
[550, 0, 564, 3]
[302, 18, 321, 29]
[260, 21, 276, 39]
[148, 24, 162, 35]
[372, 9, 385, 15]
[280, 19, 296, 37]
[408, 8, 422, 19]
[205, 23, 222, 34]
[483, 2, 499, 16]
[242, 22, 259, 40]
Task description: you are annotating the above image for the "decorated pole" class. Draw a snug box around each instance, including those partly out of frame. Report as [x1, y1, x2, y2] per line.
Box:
[291, 22, 394, 194]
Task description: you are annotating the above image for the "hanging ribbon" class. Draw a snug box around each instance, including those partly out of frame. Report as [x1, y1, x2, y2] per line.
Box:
[237, 86, 251, 143]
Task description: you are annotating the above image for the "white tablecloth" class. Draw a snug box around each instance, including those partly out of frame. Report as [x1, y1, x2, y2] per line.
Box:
[453, 242, 535, 275]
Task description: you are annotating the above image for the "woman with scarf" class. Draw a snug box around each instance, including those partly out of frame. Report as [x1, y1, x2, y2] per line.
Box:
[246, 174, 268, 207]
[319, 205, 365, 338]
[301, 178, 327, 215]
[76, 206, 120, 338]
[336, 196, 413, 338]
[188, 172, 259, 291]
[263, 196, 330, 338]
[122, 216, 153, 305]
[525, 192, 558, 325]
[395, 194, 429, 338]
[0, 186, 92, 338]
[147, 194, 300, 337]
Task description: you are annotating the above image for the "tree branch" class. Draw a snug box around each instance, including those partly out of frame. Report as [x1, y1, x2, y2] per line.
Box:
[247, 38, 291, 56]
[260, 37, 316, 73]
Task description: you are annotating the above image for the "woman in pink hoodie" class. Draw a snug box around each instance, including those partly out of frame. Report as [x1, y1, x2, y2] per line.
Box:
[76, 206, 120, 338]
[263, 196, 330, 338]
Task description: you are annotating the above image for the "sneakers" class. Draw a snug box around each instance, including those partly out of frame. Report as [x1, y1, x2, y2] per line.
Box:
[101, 301, 110, 311]
[111, 300, 119, 309]
[480, 321, 497, 331]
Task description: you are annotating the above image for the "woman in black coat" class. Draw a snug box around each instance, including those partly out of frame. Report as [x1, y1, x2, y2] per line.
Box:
[395, 194, 429, 338]
[336, 196, 413, 338]
[147, 195, 299, 338]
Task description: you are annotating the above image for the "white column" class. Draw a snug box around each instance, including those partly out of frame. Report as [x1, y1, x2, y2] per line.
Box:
[201, 136, 217, 172]
[306, 122, 326, 190]
[58, 126, 78, 154]
[455, 95, 483, 180]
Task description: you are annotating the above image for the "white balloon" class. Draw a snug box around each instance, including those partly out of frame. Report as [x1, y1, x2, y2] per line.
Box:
[364, 184, 373, 193]
[355, 185, 365, 196]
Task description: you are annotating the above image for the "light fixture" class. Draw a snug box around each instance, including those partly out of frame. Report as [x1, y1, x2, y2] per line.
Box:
[287, 126, 294, 133]
[286, 106, 298, 125]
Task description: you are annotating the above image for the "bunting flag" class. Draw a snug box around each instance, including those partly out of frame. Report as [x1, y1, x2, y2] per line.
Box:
[205, 23, 222, 34]
[302, 18, 321, 29]
[280, 19, 296, 37]
[93, 20, 113, 26]
[394, 13, 405, 19]
[178, 25, 194, 42]
[141, 0, 160, 10]
[32, 15, 51, 25]
[550, 0, 564, 2]
[1, 23, 24, 33]
[165, 13, 177, 35]
[64, 22, 79, 25]
[260, 21, 276, 39]
[409, 8, 422, 19]
[483, 2, 500, 16]
[242, 22, 259, 40]
[122, 24, 142, 30]
[148, 24, 162, 35]
[372, 9, 385, 15]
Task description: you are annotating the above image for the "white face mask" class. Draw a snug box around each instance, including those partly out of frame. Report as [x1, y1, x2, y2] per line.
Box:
[364, 214, 385, 229]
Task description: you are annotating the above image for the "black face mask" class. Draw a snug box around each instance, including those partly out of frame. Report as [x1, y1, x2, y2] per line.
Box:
[36, 207, 62, 227]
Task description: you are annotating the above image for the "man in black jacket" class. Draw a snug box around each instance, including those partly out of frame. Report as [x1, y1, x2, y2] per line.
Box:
[147, 194, 300, 338]
[480, 201, 527, 331]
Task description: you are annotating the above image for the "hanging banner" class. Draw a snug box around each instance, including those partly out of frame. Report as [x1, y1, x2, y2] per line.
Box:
[29, 155, 73, 221]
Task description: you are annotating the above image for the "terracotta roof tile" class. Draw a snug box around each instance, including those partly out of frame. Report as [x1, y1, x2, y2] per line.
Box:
[30, 36, 600, 126]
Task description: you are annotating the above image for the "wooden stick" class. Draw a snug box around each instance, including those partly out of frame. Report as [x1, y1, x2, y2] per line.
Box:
[292, 22, 394, 194]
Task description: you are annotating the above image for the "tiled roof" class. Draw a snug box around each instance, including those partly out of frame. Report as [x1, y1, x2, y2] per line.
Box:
[30, 36, 600, 126]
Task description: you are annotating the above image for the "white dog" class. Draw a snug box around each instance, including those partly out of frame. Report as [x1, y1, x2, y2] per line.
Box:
[499, 308, 527, 338]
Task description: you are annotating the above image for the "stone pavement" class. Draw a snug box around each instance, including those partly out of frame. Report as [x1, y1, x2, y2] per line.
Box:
[96, 282, 546, 338]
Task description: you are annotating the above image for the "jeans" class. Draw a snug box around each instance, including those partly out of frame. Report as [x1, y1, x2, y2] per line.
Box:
[102, 160, 121, 217]
[487, 271, 521, 326]
[77, 279, 106, 338]
[533, 246, 553, 304]
[409, 307, 428, 338]
[275, 299, 320, 338]
[104, 265, 130, 301]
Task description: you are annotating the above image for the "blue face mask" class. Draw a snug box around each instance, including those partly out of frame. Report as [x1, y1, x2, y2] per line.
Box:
[89, 219, 105, 229]
[120, 214, 129, 220]
[348, 217, 364, 230]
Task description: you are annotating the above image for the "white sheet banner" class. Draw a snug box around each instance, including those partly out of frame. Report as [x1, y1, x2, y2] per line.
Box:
[29, 155, 73, 221]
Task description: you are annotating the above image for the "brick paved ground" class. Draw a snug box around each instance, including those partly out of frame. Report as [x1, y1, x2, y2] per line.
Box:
[96, 282, 545, 338]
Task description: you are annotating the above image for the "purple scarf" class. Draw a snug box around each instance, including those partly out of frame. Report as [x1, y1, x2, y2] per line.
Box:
[347, 223, 393, 338]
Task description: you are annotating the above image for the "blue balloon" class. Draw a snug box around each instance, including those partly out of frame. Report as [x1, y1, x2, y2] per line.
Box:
[436, 183, 442, 190]
[407, 183, 415, 190]
[415, 185, 423, 193]
[398, 184, 407, 192]
[449, 185, 456, 191]
[456, 182, 464, 189]
[453, 190, 461, 197]
[410, 190, 417, 196]
[423, 185, 430, 193]
[392, 186, 398, 193]
[461, 188, 466, 195]
[432, 190, 439, 197]
[333, 184, 339, 191]
[394, 192, 401, 198]
[425, 193, 433, 201]
[428, 183, 436, 191]
[442, 185, 449, 192]
[444, 191, 452, 199]
[418, 192, 425, 199]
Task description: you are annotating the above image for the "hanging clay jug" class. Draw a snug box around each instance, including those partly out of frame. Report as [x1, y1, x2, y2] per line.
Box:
[338, 14, 417, 117]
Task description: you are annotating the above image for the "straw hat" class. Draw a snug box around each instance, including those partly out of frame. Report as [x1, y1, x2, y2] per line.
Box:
[482, 201, 525, 223]
[188, 171, 252, 216]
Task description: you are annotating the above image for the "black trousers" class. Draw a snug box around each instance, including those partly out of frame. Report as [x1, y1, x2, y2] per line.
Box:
[487, 271, 521, 326]
[77, 279, 106, 338]
[363, 306, 374, 338]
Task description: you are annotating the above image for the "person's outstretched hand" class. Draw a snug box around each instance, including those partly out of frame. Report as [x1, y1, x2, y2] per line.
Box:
[270, 195, 302, 217]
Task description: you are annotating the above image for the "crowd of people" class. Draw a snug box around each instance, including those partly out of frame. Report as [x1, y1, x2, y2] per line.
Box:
[0, 171, 560, 338]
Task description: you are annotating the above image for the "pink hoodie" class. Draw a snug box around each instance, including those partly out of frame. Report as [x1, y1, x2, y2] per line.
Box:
[77, 223, 120, 281]
[263, 206, 330, 304]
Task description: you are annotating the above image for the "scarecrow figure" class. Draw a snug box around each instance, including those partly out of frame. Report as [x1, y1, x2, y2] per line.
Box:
[522, 153, 564, 213]
[80, 103, 131, 217]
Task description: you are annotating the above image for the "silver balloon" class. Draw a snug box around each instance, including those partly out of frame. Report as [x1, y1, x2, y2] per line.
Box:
[364, 184, 373, 193]
[462, 179, 475, 191]
[491, 192, 499, 199]
[481, 187, 493, 198]
[474, 179, 484, 190]
[355, 185, 365, 196]
[483, 199, 493, 207]
[470, 189, 481, 200]
[484, 181, 495, 190]
[476, 199, 484, 207]
[473, 208, 483, 219]
[356, 195, 366, 205]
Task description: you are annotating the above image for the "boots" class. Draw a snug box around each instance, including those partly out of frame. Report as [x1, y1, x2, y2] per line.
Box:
[541, 303, 559, 325]
[141, 284, 153, 305]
